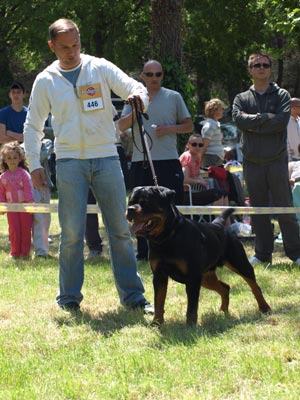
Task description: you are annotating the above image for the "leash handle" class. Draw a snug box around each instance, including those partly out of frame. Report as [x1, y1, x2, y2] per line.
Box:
[128, 96, 159, 187]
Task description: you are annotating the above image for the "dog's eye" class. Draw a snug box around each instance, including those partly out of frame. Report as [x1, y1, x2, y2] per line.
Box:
[140, 200, 152, 211]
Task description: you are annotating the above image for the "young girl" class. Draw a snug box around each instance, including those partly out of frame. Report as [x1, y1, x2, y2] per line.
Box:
[0, 142, 34, 258]
[179, 133, 229, 208]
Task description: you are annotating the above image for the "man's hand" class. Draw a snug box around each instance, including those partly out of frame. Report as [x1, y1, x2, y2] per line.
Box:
[127, 95, 144, 113]
[31, 168, 47, 189]
[154, 125, 174, 137]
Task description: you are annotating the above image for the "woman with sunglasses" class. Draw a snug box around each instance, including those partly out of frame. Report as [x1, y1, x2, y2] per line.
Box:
[201, 98, 225, 168]
[179, 134, 228, 208]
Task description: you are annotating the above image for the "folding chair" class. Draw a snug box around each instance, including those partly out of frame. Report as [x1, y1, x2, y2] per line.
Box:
[184, 178, 215, 222]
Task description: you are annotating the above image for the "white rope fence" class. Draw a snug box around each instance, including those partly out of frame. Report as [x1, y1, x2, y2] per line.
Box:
[0, 202, 300, 215]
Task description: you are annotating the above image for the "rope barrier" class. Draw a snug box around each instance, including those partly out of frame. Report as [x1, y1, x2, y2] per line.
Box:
[0, 202, 300, 215]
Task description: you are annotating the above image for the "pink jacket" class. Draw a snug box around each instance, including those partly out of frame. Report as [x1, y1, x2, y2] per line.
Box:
[0, 167, 34, 203]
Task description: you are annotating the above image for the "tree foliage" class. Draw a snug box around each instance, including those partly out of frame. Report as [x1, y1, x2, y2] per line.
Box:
[1, 0, 300, 109]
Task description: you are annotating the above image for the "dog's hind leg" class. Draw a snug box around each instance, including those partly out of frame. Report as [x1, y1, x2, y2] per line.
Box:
[225, 262, 271, 314]
[201, 271, 230, 312]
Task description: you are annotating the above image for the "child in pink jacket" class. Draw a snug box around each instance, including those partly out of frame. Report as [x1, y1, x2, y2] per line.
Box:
[0, 142, 34, 258]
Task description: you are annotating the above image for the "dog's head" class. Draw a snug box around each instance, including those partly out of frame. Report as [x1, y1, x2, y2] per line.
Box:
[126, 186, 177, 239]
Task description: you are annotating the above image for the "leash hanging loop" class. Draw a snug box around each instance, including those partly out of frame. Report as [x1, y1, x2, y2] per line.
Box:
[128, 96, 158, 187]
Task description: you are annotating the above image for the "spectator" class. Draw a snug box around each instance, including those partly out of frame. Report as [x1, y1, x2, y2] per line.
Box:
[287, 97, 300, 161]
[179, 133, 228, 207]
[201, 98, 225, 167]
[85, 188, 103, 260]
[232, 52, 300, 265]
[32, 139, 54, 258]
[0, 142, 34, 258]
[23, 18, 153, 313]
[0, 82, 27, 144]
[288, 143, 300, 223]
[114, 106, 130, 189]
[119, 59, 193, 260]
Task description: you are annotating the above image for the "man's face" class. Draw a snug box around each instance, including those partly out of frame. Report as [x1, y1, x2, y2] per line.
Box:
[141, 63, 163, 91]
[48, 29, 81, 70]
[291, 103, 300, 118]
[8, 88, 25, 105]
[248, 56, 272, 82]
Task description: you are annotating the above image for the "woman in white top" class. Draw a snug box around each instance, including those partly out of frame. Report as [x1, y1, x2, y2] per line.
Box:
[201, 98, 225, 167]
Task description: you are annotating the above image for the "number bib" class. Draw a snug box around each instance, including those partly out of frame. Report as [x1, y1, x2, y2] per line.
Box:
[78, 83, 104, 112]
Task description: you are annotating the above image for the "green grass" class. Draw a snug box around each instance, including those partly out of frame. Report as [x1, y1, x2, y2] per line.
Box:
[0, 209, 300, 399]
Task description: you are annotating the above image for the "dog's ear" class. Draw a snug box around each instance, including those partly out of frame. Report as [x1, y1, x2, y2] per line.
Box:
[156, 186, 176, 203]
[129, 186, 144, 200]
[165, 188, 176, 203]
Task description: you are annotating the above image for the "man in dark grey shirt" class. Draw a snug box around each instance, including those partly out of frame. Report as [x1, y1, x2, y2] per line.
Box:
[233, 52, 300, 265]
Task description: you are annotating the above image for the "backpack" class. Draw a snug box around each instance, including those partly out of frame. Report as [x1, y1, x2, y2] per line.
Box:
[227, 172, 245, 206]
[207, 166, 229, 193]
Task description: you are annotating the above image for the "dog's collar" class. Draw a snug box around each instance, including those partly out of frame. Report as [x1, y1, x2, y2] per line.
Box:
[150, 204, 182, 245]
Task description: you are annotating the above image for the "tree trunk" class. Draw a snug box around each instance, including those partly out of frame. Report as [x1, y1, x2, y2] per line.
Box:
[151, 0, 183, 65]
[0, 48, 13, 87]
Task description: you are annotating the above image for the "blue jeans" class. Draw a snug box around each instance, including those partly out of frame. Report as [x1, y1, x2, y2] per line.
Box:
[292, 183, 300, 223]
[55, 157, 145, 306]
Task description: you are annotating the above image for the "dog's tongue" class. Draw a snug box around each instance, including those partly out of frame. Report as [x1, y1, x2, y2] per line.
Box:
[130, 222, 145, 235]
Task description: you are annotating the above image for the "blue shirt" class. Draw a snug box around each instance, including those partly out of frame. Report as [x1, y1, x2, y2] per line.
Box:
[0, 105, 28, 134]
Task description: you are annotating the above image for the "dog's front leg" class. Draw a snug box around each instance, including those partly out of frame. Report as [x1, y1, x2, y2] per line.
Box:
[185, 278, 201, 325]
[152, 272, 168, 325]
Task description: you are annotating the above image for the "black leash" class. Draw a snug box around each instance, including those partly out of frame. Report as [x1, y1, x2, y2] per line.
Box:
[128, 96, 158, 187]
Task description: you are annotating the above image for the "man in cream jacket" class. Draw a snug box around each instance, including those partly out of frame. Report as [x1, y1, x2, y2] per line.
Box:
[24, 18, 153, 314]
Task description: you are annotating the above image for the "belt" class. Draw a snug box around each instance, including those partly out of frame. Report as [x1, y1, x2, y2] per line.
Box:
[294, 177, 300, 183]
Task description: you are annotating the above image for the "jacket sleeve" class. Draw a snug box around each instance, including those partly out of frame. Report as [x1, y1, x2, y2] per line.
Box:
[232, 90, 291, 135]
[258, 89, 291, 133]
[22, 171, 35, 203]
[0, 179, 6, 203]
[24, 75, 51, 172]
[232, 93, 269, 131]
[101, 59, 149, 111]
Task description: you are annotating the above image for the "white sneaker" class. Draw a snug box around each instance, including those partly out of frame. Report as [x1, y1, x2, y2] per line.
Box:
[275, 232, 283, 244]
[249, 255, 271, 265]
[294, 258, 300, 266]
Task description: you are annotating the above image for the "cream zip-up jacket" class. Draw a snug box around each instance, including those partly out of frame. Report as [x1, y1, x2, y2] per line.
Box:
[24, 54, 148, 172]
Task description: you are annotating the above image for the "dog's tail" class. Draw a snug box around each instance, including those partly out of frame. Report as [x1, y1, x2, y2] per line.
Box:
[213, 207, 235, 226]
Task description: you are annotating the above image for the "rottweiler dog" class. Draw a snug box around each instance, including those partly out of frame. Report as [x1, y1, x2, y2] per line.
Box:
[126, 186, 271, 326]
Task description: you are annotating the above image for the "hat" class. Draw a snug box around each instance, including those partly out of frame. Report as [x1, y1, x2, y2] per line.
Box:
[9, 81, 25, 93]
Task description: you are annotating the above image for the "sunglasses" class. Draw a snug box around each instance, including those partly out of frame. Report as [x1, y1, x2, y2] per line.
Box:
[251, 63, 271, 69]
[190, 142, 204, 147]
[143, 72, 163, 77]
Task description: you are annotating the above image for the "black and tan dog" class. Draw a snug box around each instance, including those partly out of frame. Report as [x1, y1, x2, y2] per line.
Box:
[126, 186, 271, 326]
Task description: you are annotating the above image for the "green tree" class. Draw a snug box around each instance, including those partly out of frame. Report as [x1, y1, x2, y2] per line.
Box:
[184, 0, 266, 110]
[151, 0, 195, 151]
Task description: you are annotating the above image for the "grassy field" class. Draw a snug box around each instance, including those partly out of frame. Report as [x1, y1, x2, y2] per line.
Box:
[0, 208, 300, 399]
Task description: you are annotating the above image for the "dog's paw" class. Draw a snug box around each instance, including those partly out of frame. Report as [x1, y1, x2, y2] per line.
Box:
[149, 319, 163, 328]
[260, 304, 272, 314]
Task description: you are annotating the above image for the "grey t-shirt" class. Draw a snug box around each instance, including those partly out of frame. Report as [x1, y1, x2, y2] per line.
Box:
[121, 87, 191, 162]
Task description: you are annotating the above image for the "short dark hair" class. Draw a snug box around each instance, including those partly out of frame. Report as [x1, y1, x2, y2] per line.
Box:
[9, 81, 25, 93]
[248, 53, 272, 68]
[49, 18, 79, 41]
